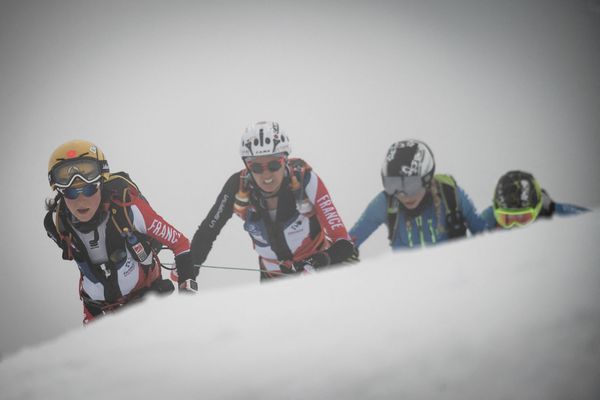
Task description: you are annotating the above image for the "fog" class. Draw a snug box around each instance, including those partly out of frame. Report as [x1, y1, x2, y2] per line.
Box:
[0, 0, 599, 357]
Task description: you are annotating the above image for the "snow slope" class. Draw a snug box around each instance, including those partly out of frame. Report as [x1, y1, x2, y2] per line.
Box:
[1, 212, 598, 400]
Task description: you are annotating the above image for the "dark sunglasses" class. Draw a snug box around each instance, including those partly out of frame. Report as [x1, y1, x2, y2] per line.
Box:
[59, 182, 101, 200]
[247, 157, 285, 174]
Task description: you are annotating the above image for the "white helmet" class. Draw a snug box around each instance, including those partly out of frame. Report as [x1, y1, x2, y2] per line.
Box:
[239, 121, 291, 158]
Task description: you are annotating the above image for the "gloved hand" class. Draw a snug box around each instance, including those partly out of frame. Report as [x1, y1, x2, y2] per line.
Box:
[301, 252, 330, 269]
[279, 252, 330, 275]
[175, 252, 199, 292]
[346, 246, 360, 263]
[179, 278, 199, 294]
[325, 239, 359, 265]
[150, 278, 175, 294]
[279, 261, 315, 275]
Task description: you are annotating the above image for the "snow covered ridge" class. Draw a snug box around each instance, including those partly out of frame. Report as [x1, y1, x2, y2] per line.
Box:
[1, 213, 599, 400]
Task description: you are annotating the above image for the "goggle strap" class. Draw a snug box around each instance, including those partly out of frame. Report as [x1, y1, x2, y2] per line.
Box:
[100, 159, 109, 174]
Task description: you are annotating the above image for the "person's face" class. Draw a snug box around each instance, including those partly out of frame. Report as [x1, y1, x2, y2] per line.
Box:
[246, 154, 287, 194]
[61, 181, 102, 222]
[395, 187, 427, 210]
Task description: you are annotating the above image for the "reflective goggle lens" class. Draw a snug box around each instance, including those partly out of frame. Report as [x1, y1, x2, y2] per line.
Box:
[382, 176, 424, 196]
[59, 181, 101, 200]
[494, 208, 537, 228]
[51, 158, 103, 188]
[247, 157, 285, 174]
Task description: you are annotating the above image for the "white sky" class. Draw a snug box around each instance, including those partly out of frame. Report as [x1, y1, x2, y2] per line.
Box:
[1, 213, 599, 399]
[0, 0, 599, 357]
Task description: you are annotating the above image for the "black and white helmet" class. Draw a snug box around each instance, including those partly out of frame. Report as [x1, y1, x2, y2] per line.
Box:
[381, 140, 436, 195]
[239, 121, 291, 158]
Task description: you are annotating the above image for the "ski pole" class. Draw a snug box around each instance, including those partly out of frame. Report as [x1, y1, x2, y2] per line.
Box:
[194, 264, 296, 277]
[195, 264, 263, 272]
[161, 262, 263, 273]
[161, 262, 293, 276]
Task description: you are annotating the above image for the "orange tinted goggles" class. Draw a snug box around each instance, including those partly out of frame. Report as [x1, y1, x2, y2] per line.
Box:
[493, 208, 538, 228]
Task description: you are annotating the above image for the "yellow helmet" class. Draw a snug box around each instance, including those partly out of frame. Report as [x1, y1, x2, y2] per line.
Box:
[48, 140, 110, 189]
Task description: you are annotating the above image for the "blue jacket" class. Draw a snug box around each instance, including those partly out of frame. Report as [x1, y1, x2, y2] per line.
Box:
[350, 180, 486, 250]
[481, 194, 589, 229]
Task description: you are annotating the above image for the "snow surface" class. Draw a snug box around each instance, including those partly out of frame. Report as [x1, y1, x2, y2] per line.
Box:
[1, 212, 598, 400]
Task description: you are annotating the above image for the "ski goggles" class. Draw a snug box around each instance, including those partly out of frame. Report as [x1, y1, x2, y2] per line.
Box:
[246, 156, 286, 174]
[382, 175, 425, 197]
[58, 181, 101, 200]
[50, 158, 105, 188]
[493, 207, 540, 229]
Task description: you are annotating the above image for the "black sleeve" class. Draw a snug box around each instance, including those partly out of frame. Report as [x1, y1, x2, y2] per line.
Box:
[191, 172, 240, 265]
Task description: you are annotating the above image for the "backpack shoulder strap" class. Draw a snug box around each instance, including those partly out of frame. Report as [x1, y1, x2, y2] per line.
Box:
[434, 174, 459, 213]
[386, 194, 399, 244]
[104, 172, 164, 253]
[104, 172, 141, 198]
[44, 197, 75, 260]
[102, 172, 137, 235]
[108, 186, 134, 236]
[288, 158, 314, 215]
[433, 174, 466, 238]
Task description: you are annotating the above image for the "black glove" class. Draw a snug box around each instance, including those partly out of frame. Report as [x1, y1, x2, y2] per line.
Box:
[326, 239, 360, 265]
[280, 252, 330, 275]
[346, 246, 360, 263]
[278, 263, 298, 275]
[150, 278, 175, 294]
[175, 252, 199, 286]
[301, 252, 330, 269]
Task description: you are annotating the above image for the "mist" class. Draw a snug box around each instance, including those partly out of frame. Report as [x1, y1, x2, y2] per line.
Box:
[0, 0, 599, 357]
